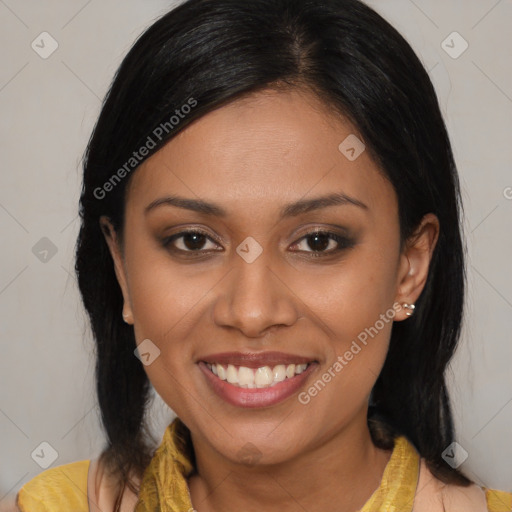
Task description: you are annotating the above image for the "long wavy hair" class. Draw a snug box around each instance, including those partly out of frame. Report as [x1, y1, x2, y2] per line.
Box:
[75, 0, 470, 507]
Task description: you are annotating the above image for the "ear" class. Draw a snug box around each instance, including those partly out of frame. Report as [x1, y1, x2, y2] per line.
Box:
[99, 215, 134, 325]
[394, 213, 439, 321]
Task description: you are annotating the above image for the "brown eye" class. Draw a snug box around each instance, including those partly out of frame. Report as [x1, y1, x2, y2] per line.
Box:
[291, 231, 355, 256]
[163, 230, 220, 253]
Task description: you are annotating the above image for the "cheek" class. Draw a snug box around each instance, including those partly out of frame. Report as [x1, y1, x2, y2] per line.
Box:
[125, 236, 213, 339]
[126, 254, 209, 414]
[123, 252, 209, 401]
[302, 246, 399, 342]
[299, 280, 393, 423]
[295, 243, 398, 402]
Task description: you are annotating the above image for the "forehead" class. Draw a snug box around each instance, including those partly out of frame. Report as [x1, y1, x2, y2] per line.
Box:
[125, 87, 396, 222]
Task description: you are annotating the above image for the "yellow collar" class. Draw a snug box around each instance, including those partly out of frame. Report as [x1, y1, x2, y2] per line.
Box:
[135, 418, 419, 512]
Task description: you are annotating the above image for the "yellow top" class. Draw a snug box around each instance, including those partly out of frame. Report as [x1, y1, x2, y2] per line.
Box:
[16, 459, 91, 510]
[16, 419, 512, 512]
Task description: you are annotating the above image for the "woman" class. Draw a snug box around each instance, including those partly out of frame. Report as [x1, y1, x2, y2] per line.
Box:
[15, 0, 512, 511]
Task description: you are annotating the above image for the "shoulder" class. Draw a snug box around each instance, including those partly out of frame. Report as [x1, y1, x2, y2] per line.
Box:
[16, 460, 90, 512]
[413, 458, 512, 512]
[15, 457, 140, 512]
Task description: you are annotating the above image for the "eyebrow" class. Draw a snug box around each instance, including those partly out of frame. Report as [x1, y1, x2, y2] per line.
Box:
[144, 192, 368, 218]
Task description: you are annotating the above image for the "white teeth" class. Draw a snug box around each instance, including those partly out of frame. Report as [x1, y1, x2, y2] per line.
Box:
[296, 363, 307, 374]
[286, 364, 296, 378]
[226, 364, 238, 384]
[238, 366, 255, 387]
[216, 364, 227, 380]
[273, 364, 286, 383]
[207, 362, 310, 388]
[255, 366, 273, 388]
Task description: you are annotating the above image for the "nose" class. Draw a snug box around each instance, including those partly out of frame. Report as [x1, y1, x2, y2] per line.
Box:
[212, 251, 300, 338]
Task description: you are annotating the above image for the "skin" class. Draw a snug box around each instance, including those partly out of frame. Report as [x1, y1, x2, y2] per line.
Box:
[101, 87, 439, 512]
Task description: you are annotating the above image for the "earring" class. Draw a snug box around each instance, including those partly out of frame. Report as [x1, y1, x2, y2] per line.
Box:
[402, 303, 415, 317]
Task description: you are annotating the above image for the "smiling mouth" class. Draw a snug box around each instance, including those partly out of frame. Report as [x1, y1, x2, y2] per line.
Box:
[204, 362, 311, 389]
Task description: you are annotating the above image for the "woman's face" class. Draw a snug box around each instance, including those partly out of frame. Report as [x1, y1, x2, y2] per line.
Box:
[103, 87, 437, 466]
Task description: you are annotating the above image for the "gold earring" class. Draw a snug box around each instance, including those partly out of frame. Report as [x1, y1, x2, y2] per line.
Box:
[403, 303, 415, 317]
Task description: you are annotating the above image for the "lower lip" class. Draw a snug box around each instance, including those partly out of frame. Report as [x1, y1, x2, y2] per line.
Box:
[198, 361, 316, 408]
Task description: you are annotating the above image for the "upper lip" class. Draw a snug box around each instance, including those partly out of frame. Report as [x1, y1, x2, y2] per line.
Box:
[199, 351, 316, 368]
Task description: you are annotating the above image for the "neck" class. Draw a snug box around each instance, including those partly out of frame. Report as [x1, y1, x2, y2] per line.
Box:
[187, 414, 392, 512]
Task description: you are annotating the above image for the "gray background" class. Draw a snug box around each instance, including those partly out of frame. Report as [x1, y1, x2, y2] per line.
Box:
[1, 0, 511, 507]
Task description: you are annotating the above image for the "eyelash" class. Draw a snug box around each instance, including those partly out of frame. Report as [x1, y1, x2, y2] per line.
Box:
[162, 229, 355, 258]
